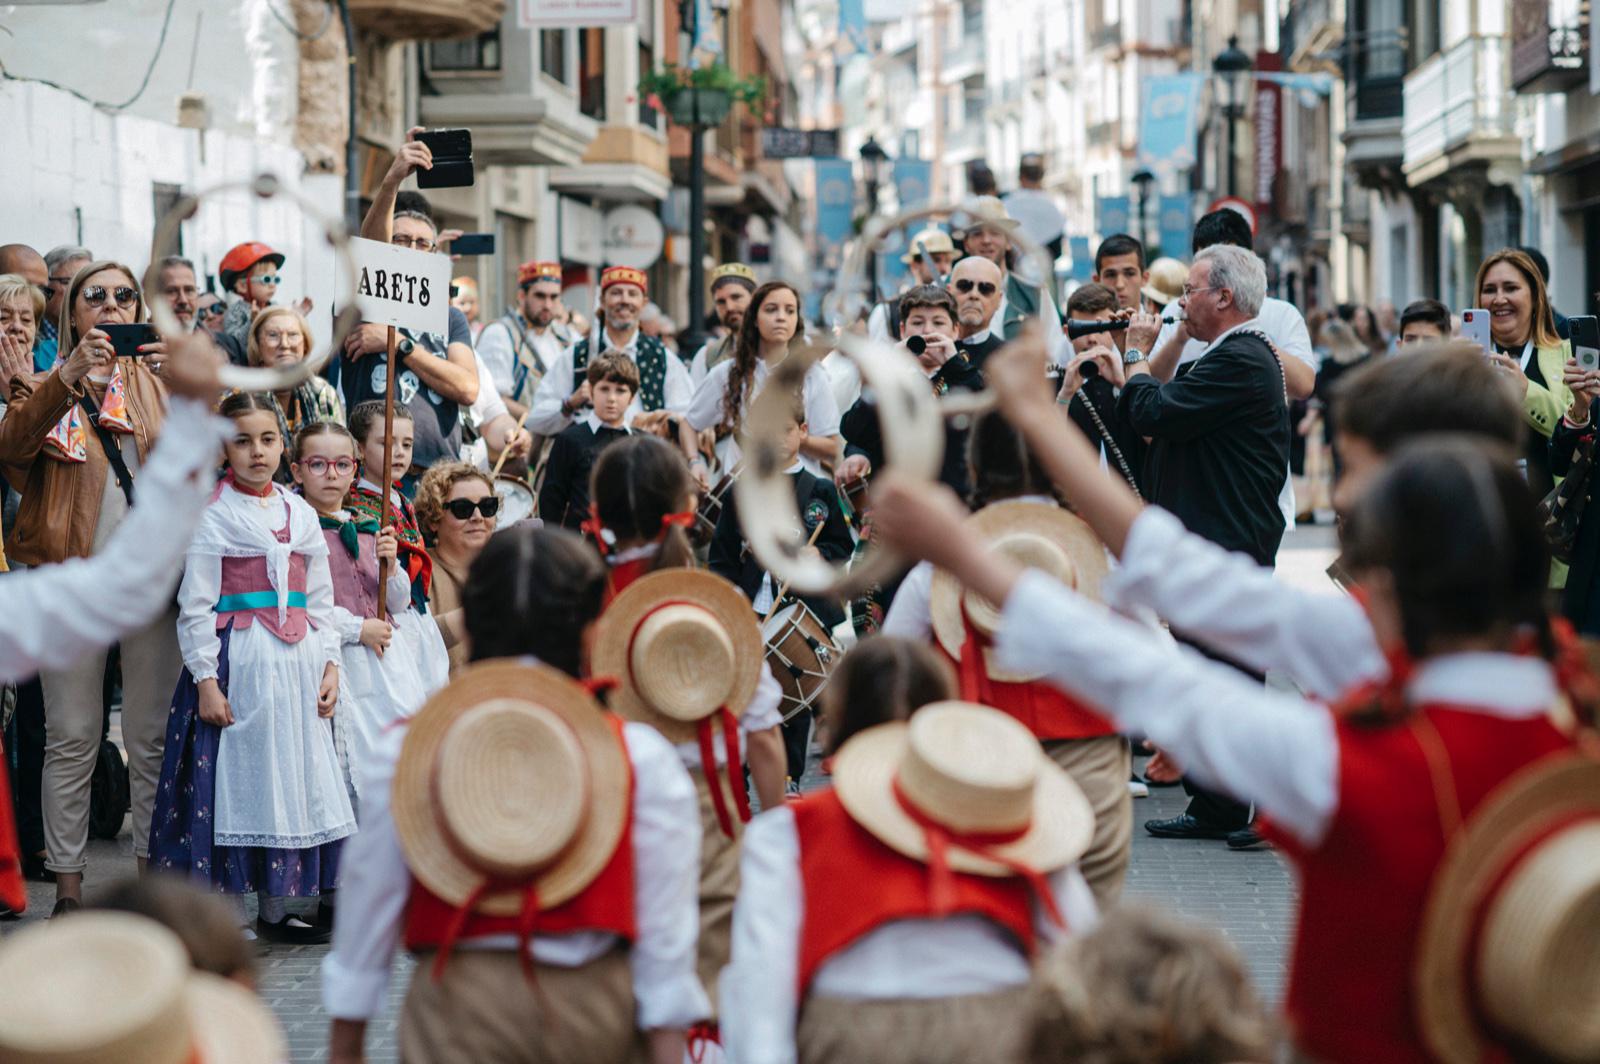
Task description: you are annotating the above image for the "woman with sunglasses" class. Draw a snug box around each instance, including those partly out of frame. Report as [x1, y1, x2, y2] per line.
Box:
[414, 462, 499, 674]
[0, 260, 179, 916]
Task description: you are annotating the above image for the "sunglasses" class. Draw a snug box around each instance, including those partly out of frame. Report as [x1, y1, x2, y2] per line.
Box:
[81, 285, 140, 309]
[196, 305, 224, 321]
[445, 496, 500, 520]
[250, 274, 283, 286]
[953, 279, 998, 297]
[299, 457, 356, 477]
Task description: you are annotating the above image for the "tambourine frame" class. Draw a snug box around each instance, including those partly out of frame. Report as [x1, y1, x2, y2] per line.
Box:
[143, 172, 360, 393]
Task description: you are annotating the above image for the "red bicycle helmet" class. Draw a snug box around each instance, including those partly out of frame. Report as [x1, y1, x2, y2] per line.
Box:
[218, 242, 285, 293]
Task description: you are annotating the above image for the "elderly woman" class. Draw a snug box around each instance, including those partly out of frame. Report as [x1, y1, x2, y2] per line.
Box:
[246, 306, 343, 480]
[0, 260, 179, 915]
[0, 272, 44, 407]
[413, 461, 498, 674]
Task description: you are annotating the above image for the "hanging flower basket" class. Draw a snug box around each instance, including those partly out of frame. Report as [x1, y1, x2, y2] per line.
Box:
[640, 63, 765, 128]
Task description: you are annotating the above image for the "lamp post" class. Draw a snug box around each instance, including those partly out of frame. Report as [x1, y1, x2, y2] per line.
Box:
[1131, 166, 1155, 252]
[859, 135, 889, 302]
[1211, 36, 1252, 199]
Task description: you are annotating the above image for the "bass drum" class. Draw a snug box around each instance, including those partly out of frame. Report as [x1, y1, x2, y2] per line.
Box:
[494, 475, 538, 528]
[760, 603, 841, 722]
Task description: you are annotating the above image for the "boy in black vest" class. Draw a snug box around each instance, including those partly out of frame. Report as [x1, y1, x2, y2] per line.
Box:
[537, 353, 637, 529]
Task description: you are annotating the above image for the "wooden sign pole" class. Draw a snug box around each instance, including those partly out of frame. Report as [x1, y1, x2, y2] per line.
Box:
[375, 325, 399, 623]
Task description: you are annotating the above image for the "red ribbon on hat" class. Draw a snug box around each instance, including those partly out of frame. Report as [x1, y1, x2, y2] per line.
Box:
[431, 877, 542, 986]
[687, 1021, 722, 1062]
[889, 777, 1066, 931]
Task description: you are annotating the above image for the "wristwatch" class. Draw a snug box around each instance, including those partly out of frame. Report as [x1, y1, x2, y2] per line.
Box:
[396, 337, 416, 358]
[1122, 347, 1146, 366]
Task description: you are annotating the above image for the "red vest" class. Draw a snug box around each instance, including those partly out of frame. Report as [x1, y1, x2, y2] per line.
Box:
[215, 554, 310, 644]
[1263, 705, 1573, 1063]
[403, 715, 638, 950]
[938, 640, 1115, 742]
[789, 788, 1039, 995]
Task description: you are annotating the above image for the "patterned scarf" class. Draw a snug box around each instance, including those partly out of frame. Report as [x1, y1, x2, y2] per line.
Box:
[346, 482, 433, 608]
[43, 365, 135, 463]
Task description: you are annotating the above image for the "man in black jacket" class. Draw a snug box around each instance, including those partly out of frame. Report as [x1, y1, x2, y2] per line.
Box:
[1056, 283, 1144, 495]
[1118, 243, 1290, 841]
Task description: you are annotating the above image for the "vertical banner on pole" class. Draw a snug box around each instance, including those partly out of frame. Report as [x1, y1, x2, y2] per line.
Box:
[1097, 196, 1132, 240]
[812, 158, 856, 319]
[882, 158, 934, 292]
[1157, 194, 1193, 260]
[1254, 51, 1283, 222]
[1136, 74, 1204, 180]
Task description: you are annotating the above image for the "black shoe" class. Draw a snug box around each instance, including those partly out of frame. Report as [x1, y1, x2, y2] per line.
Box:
[21, 853, 54, 883]
[314, 901, 336, 930]
[256, 914, 332, 945]
[1226, 826, 1270, 851]
[50, 897, 81, 919]
[1143, 814, 1236, 840]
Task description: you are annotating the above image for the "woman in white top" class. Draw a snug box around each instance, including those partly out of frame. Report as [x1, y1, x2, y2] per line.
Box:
[684, 281, 841, 479]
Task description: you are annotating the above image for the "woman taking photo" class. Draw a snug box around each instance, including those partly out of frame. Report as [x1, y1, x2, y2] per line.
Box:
[414, 461, 498, 672]
[0, 260, 176, 916]
[684, 280, 841, 479]
[1476, 248, 1577, 499]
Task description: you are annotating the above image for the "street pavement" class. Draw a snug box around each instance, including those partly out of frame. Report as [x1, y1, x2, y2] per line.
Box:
[7, 521, 1340, 1061]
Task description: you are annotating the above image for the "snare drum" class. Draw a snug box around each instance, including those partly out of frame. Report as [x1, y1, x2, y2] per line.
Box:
[692, 469, 739, 546]
[494, 475, 537, 527]
[760, 602, 841, 721]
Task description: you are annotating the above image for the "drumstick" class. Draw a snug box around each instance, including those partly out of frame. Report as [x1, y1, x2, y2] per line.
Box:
[490, 407, 531, 479]
[762, 519, 827, 625]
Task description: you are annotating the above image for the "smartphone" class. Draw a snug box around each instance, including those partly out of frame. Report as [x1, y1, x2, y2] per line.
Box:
[1571, 315, 1600, 372]
[101, 323, 160, 358]
[1459, 309, 1492, 357]
[414, 128, 475, 189]
[450, 232, 495, 256]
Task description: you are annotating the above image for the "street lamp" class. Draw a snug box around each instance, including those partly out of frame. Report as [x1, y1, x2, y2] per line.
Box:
[859, 135, 889, 301]
[1131, 166, 1155, 252]
[1211, 35, 1252, 199]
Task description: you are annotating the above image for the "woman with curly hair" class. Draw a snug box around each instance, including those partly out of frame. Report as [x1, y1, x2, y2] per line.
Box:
[413, 461, 498, 673]
[683, 280, 841, 478]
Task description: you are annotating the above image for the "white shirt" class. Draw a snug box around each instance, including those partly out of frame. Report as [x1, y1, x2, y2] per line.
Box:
[995, 569, 1559, 849]
[720, 803, 1097, 1064]
[672, 662, 785, 769]
[1002, 188, 1066, 253]
[686, 359, 842, 476]
[321, 712, 710, 1029]
[1103, 507, 1383, 699]
[526, 327, 694, 437]
[475, 315, 567, 398]
[0, 398, 227, 684]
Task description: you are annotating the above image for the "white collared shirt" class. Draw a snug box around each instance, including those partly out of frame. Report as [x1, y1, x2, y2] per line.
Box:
[321, 708, 710, 1029]
[526, 326, 693, 437]
[686, 360, 842, 476]
[719, 804, 1098, 1064]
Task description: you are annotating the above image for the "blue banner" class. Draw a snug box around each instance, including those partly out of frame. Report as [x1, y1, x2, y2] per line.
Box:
[1098, 196, 1131, 240]
[892, 158, 933, 210]
[1136, 74, 1204, 177]
[1067, 236, 1092, 280]
[1157, 194, 1193, 260]
[839, 0, 869, 53]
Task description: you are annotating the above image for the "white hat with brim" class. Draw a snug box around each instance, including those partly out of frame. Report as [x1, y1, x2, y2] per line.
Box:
[1141, 257, 1188, 306]
[901, 228, 958, 264]
[961, 196, 1022, 234]
[930, 501, 1109, 683]
[0, 912, 287, 1064]
[832, 702, 1093, 877]
[590, 569, 764, 744]
[1414, 754, 1600, 1064]
[392, 661, 629, 918]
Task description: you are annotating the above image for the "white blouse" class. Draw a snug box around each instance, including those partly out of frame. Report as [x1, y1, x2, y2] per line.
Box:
[670, 661, 785, 769]
[685, 358, 842, 476]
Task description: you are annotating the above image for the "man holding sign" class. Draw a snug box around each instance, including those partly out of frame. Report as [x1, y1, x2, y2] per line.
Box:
[341, 134, 479, 486]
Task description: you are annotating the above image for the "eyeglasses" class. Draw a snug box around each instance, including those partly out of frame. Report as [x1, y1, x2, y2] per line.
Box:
[392, 236, 437, 253]
[444, 496, 500, 520]
[259, 329, 302, 346]
[953, 279, 998, 297]
[250, 274, 282, 287]
[81, 285, 140, 309]
[196, 305, 224, 321]
[1181, 285, 1222, 299]
[299, 457, 356, 477]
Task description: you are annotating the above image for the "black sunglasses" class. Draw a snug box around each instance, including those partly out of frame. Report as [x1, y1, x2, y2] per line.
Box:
[953, 279, 998, 297]
[445, 496, 500, 520]
[81, 285, 139, 309]
[196, 305, 224, 321]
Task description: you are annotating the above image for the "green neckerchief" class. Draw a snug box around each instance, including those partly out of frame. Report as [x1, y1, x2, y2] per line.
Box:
[318, 512, 381, 558]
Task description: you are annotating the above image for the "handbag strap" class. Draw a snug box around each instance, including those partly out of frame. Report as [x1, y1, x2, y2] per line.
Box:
[78, 393, 135, 507]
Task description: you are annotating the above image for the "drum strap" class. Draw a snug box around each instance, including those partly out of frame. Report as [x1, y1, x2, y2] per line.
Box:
[696, 708, 750, 838]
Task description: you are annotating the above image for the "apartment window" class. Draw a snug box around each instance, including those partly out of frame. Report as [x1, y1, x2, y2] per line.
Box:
[428, 28, 501, 72]
[639, 44, 660, 127]
[579, 28, 607, 121]
[541, 30, 568, 83]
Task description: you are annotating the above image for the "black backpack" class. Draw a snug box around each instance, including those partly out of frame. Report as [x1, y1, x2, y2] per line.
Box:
[89, 738, 129, 841]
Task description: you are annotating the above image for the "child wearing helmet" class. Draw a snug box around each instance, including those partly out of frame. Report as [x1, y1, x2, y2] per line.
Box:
[217, 242, 288, 345]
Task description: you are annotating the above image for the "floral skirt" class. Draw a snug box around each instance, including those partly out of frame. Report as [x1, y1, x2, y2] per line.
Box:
[149, 626, 345, 896]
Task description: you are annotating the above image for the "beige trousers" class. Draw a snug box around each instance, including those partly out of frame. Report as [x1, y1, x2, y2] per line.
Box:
[401, 948, 643, 1063]
[40, 608, 179, 872]
[798, 986, 1033, 1064]
[1042, 735, 1132, 907]
[694, 767, 743, 1015]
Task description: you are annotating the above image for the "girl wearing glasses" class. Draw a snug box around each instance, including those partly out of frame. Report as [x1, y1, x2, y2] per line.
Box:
[292, 421, 448, 814]
[414, 462, 499, 674]
[0, 260, 179, 917]
[150, 392, 354, 944]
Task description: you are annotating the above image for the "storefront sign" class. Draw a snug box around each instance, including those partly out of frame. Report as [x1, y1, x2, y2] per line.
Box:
[349, 236, 451, 336]
[602, 204, 665, 268]
[1254, 51, 1283, 219]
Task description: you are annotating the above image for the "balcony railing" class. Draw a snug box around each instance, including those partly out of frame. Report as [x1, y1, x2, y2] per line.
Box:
[1402, 35, 1515, 174]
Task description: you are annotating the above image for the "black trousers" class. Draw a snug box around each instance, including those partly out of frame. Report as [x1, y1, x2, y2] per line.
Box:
[8, 678, 46, 857]
[781, 709, 812, 782]
[1176, 637, 1260, 831]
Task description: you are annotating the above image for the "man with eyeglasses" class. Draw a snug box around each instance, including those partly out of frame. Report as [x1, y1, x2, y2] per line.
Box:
[37, 246, 93, 371]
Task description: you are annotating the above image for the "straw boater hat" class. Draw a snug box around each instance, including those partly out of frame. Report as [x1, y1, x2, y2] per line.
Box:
[391, 661, 630, 918]
[1141, 257, 1187, 307]
[1414, 753, 1600, 1064]
[832, 702, 1092, 877]
[961, 196, 1021, 234]
[0, 912, 286, 1064]
[901, 227, 957, 264]
[590, 569, 764, 743]
[930, 501, 1109, 683]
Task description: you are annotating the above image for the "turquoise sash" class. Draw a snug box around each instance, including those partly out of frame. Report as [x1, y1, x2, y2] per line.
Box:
[215, 590, 307, 613]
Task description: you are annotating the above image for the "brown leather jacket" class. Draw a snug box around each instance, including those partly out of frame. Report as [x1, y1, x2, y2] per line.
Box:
[0, 360, 166, 565]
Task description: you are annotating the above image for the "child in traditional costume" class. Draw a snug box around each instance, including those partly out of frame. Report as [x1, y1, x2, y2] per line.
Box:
[583, 434, 700, 602]
[323, 526, 708, 1063]
[345, 400, 432, 611]
[150, 393, 354, 944]
[291, 421, 449, 813]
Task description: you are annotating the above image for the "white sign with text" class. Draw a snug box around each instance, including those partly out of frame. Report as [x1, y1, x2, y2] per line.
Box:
[518, 0, 638, 28]
[349, 236, 452, 336]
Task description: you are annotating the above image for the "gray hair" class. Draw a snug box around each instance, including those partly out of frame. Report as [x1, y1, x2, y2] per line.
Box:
[155, 255, 196, 276]
[1194, 244, 1266, 319]
[44, 245, 94, 274]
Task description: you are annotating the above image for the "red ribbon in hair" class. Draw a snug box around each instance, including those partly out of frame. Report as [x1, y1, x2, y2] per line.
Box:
[888, 777, 1065, 930]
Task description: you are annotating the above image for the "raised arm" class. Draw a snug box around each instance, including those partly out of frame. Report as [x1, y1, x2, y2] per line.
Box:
[360, 128, 432, 244]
